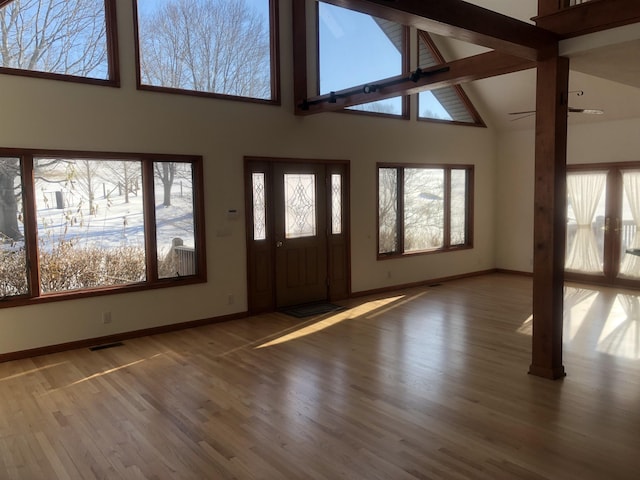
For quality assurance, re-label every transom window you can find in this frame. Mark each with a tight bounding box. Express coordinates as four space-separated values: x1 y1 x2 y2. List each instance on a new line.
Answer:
134 0 278 103
318 1 407 117
0 0 118 84
0 149 205 305
378 164 473 257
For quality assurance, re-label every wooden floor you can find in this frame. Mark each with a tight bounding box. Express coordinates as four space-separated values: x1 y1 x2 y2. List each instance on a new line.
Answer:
1 273 639 479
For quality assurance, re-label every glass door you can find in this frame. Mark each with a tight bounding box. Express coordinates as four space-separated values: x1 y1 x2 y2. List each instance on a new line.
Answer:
566 165 640 289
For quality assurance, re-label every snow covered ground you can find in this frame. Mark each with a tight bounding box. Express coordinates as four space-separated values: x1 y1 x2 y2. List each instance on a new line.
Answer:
8 163 195 258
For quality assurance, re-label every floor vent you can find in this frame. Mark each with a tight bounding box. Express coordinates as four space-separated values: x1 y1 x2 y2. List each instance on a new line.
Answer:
429 283 443 287
89 342 124 352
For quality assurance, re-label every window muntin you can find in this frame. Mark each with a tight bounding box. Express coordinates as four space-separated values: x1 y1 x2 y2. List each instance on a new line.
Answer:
0 149 205 306
318 2 406 116
0 157 28 298
0 0 116 84
378 164 472 257
135 0 277 102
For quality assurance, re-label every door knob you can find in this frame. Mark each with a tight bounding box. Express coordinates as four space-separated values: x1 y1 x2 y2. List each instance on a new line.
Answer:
276 241 283 248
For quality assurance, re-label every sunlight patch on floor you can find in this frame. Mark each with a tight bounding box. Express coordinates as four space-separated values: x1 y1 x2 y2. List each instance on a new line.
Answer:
597 294 640 360
564 288 597 341
0 361 68 382
255 295 406 349
40 354 165 394
517 315 533 336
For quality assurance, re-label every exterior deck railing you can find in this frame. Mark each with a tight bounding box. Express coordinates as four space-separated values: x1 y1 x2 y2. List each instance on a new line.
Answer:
562 0 595 8
175 246 196 276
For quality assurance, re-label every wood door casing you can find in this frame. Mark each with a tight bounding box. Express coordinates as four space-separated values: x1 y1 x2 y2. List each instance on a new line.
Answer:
245 158 350 313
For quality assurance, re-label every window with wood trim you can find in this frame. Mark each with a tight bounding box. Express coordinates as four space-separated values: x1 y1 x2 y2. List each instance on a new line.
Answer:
378 163 473 257
0 0 118 85
0 149 205 305
134 0 279 103
318 1 408 117
417 31 485 126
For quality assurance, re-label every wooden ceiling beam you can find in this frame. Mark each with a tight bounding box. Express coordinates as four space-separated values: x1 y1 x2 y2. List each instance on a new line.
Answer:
320 0 558 61
534 0 640 38
295 51 534 115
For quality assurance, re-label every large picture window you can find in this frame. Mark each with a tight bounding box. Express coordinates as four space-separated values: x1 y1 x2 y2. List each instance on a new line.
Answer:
134 0 278 103
378 164 473 257
318 1 407 117
0 0 118 85
0 149 205 305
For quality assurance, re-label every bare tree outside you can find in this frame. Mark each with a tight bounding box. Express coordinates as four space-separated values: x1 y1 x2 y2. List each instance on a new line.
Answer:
350 100 400 115
155 162 177 207
103 161 140 204
0 0 108 78
0 0 109 239
137 0 272 99
0 158 22 241
403 168 444 251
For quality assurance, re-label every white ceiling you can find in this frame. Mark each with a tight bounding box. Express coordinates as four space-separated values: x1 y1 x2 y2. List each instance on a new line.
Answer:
438 0 640 131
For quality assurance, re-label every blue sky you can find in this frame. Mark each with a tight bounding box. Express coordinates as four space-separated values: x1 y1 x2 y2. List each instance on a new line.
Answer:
137 0 450 118
319 3 450 118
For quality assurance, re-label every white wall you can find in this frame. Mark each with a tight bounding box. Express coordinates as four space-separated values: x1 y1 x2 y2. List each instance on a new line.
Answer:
495 116 640 273
0 0 498 354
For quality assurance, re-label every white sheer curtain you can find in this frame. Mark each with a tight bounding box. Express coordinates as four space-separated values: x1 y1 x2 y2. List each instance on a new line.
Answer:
619 171 640 277
565 172 606 272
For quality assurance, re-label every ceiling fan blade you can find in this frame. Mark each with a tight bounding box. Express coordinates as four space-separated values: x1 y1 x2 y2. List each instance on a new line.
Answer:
510 113 536 122
508 107 605 117
568 107 604 114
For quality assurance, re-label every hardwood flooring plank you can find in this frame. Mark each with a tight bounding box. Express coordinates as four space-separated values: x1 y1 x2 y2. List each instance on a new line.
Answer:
1 274 640 479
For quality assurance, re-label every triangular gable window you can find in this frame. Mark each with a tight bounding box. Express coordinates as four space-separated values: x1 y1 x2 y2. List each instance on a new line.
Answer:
417 32 485 126
0 0 115 83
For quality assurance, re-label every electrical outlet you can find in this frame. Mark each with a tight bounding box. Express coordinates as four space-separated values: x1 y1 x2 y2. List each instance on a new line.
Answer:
387 271 392 279
227 294 234 305
102 311 112 324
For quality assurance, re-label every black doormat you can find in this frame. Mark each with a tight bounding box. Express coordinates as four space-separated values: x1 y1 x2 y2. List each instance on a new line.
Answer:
281 302 346 318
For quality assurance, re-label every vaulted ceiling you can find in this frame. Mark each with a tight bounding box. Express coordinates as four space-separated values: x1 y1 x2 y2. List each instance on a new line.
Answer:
446 0 640 131
303 0 640 131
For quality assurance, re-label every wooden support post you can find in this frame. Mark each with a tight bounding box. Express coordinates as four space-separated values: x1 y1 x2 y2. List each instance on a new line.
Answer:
529 55 569 380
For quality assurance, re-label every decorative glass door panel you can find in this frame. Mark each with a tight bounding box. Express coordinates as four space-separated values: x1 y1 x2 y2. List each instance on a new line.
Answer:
284 174 317 239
